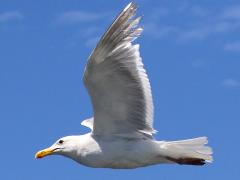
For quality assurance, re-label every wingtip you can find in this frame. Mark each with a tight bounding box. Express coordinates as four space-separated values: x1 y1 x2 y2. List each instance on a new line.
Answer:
123 1 137 12
124 2 132 12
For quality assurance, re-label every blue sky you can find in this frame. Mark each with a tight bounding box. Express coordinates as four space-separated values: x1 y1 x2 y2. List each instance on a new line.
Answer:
0 0 240 179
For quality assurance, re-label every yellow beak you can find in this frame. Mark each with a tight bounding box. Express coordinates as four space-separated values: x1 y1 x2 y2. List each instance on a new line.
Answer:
35 147 55 159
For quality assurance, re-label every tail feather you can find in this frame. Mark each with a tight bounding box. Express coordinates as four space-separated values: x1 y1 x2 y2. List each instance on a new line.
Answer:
161 137 213 165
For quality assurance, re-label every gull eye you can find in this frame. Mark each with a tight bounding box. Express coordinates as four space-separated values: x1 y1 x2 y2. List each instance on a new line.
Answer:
58 140 64 144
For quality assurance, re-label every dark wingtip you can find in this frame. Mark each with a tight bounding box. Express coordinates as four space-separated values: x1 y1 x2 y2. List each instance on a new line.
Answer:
166 157 206 166
179 158 206 165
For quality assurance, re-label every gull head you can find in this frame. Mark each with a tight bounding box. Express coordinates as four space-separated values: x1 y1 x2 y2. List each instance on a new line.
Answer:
35 136 79 159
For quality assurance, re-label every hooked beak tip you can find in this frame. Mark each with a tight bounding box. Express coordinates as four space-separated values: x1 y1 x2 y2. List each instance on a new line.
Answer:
35 148 55 159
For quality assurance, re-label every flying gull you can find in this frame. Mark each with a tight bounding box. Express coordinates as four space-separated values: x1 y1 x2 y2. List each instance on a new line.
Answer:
35 2 213 169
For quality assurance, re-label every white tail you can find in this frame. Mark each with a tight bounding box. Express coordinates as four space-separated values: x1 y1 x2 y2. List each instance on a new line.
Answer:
161 137 213 165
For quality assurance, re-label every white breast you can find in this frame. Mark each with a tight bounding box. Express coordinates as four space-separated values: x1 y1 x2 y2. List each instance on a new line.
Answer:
72 134 165 169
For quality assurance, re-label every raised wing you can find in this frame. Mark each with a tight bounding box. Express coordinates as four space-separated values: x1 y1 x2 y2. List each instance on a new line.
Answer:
81 117 94 131
83 2 155 137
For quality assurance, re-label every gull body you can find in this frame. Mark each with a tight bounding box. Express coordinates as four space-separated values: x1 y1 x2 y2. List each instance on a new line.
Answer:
35 2 213 169
55 134 167 169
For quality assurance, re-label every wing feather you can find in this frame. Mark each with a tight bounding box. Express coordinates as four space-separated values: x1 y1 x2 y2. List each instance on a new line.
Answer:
83 2 155 137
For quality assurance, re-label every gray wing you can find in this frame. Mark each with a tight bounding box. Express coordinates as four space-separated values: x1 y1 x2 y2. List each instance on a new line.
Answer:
83 3 155 137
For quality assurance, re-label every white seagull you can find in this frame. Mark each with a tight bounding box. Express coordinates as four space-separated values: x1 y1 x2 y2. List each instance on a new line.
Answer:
35 2 213 169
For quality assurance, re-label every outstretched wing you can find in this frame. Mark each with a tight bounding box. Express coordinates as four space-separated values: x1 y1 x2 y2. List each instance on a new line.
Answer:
83 2 155 137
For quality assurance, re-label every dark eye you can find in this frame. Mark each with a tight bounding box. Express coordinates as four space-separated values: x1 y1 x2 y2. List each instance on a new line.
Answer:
58 140 64 144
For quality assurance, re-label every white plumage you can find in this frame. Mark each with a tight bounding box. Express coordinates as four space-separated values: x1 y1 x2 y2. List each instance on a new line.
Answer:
35 2 213 169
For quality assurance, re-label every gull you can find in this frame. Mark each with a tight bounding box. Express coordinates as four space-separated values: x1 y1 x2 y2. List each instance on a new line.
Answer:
35 2 213 169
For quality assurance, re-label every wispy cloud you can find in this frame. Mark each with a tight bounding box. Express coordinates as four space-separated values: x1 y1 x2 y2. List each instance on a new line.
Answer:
147 7 169 21
222 78 240 88
81 26 102 37
181 5 240 41
55 11 109 25
179 26 211 41
54 10 112 48
222 5 240 20
190 6 209 17
77 26 103 47
179 21 239 41
144 23 178 39
144 4 240 42
224 42 240 52
0 11 23 23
